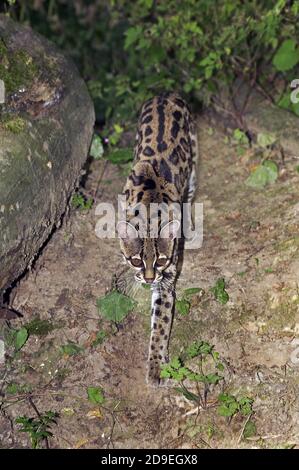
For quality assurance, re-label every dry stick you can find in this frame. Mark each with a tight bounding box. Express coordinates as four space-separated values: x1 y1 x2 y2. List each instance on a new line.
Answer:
255 82 275 105
28 396 50 449
237 412 253 445
1 407 16 446
194 435 212 449
94 160 109 200
106 412 116 450
211 95 239 122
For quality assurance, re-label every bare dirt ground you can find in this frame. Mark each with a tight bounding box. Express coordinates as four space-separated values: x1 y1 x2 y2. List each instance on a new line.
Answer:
1 116 299 449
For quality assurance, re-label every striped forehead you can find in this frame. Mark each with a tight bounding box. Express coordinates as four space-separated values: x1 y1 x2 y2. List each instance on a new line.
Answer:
142 238 157 261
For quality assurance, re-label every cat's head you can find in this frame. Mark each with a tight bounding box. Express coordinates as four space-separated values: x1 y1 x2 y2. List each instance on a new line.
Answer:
117 220 180 284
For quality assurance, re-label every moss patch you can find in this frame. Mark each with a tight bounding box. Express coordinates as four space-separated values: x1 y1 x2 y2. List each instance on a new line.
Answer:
24 316 61 336
0 38 38 95
2 116 26 133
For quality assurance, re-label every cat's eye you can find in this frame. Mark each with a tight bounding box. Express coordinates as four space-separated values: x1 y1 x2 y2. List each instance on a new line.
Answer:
156 257 168 267
131 257 143 268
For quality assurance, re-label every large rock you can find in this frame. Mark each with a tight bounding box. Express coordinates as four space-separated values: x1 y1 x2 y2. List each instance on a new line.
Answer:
0 15 95 293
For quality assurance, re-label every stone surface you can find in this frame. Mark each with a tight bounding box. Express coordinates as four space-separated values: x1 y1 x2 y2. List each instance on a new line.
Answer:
0 15 95 293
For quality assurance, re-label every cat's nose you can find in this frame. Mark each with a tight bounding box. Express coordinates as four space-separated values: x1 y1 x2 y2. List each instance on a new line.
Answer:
144 277 154 284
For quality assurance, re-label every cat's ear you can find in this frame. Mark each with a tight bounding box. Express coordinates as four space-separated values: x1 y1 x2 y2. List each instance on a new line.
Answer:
159 220 181 240
117 221 138 239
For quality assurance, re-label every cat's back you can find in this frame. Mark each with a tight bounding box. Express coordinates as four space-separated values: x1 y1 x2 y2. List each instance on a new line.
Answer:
135 92 193 164
124 93 197 206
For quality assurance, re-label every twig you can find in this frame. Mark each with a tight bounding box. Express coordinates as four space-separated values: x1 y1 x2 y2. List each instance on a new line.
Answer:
237 412 252 444
94 160 109 200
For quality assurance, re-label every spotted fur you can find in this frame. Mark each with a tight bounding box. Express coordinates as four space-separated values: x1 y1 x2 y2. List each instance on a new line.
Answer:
117 93 198 386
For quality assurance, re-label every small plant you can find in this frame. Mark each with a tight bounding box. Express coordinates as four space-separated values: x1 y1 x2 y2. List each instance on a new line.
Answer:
71 193 93 211
106 123 124 147
60 341 83 356
6 382 32 395
231 128 250 156
96 290 136 325
3 325 29 352
161 340 224 408
106 147 133 165
175 298 191 316
256 132 276 149
210 278 229 305
91 330 107 347
217 393 256 439
91 124 133 165
176 287 203 316
14 327 28 351
217 393 254 418
87 386 105 405
3 116 26 133
246 160 278 189
16 411 58 449
90 134 104 159
233 129 249 146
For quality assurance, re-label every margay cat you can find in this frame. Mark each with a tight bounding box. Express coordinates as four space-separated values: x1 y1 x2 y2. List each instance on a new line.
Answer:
117 92 198 386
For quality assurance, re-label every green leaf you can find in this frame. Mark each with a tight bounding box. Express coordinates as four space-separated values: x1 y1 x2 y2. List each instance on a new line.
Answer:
15 327 28 351
256 132 276 148
160 357 190 381
71 193 93 210
263 161 279 183
6 383 31 395
217 393 239 417
277 92 291 110
204 373 222 384
277 92 299 117
175 298 190 316
175 387 200 402
124 26 143 50
106 148 133 164
87 386 105 405
92 330 107 347
113 124 123 134
183 287 203 299
96 290 136 323
60 342 83 356
6 383 19 395
218 402 239 417
90 135 104 159
239 396 254 416
210 278 229 304
243 420 257 439
186 340 213 358
273 39 299 71
233 128 249 145
246 160 278 189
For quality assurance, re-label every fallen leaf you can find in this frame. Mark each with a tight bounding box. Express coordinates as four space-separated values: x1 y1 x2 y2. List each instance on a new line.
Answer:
74 438 89 449
86 409 103 420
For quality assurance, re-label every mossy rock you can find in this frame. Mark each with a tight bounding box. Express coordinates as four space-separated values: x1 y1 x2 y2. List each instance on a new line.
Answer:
0 15 95 293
